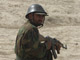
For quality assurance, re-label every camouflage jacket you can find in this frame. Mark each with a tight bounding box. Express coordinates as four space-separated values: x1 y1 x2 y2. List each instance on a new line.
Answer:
15 21 47 59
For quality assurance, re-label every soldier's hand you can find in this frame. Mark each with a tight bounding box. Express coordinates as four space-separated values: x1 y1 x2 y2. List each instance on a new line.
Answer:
54 42 61 54
45 40 52 50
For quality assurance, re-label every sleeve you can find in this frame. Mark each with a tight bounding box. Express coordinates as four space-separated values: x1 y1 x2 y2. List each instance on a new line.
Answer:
16 27 47 58
39 34 47 41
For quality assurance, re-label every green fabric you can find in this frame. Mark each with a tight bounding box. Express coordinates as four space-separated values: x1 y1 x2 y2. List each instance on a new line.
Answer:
15 21 48 60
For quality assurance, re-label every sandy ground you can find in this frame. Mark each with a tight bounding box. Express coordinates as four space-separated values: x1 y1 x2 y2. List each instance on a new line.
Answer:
0 0 80 60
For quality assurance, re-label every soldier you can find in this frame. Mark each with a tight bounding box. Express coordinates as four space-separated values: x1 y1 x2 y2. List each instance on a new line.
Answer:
15 4 61 60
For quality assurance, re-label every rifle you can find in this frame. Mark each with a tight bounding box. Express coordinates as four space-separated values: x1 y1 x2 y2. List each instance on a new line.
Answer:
51 38 67 59
53 38 67 49
45 36 67 59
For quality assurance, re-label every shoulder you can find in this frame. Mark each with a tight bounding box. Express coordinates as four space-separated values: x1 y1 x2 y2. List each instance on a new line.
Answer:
18 21 38 35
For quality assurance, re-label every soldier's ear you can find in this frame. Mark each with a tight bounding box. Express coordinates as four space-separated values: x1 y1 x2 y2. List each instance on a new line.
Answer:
28 13 33 20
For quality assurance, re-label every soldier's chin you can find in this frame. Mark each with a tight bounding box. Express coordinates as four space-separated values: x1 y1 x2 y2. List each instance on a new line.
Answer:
37 21 44 26
38 23 44 26
35 23 42 26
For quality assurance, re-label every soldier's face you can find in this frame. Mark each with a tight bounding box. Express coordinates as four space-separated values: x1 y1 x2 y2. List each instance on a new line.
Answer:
33 13 45 25
29 13 45 25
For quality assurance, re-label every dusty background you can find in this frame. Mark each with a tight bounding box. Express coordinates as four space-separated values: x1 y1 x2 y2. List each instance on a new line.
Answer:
0 0 80 60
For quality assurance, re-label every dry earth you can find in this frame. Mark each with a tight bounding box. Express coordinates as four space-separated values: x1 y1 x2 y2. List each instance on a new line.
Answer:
0 0 80 60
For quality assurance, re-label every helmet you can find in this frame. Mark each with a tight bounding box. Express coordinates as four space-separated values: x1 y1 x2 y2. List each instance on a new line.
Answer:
25 4 48 18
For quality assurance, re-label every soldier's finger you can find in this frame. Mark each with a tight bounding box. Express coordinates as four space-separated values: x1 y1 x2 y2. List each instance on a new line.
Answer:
56 46 60 54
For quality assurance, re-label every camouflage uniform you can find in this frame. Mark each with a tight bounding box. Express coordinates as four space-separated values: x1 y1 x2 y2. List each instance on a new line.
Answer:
15 21 52 60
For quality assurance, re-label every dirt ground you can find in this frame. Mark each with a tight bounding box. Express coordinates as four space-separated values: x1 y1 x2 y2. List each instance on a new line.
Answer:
0 0 80 60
